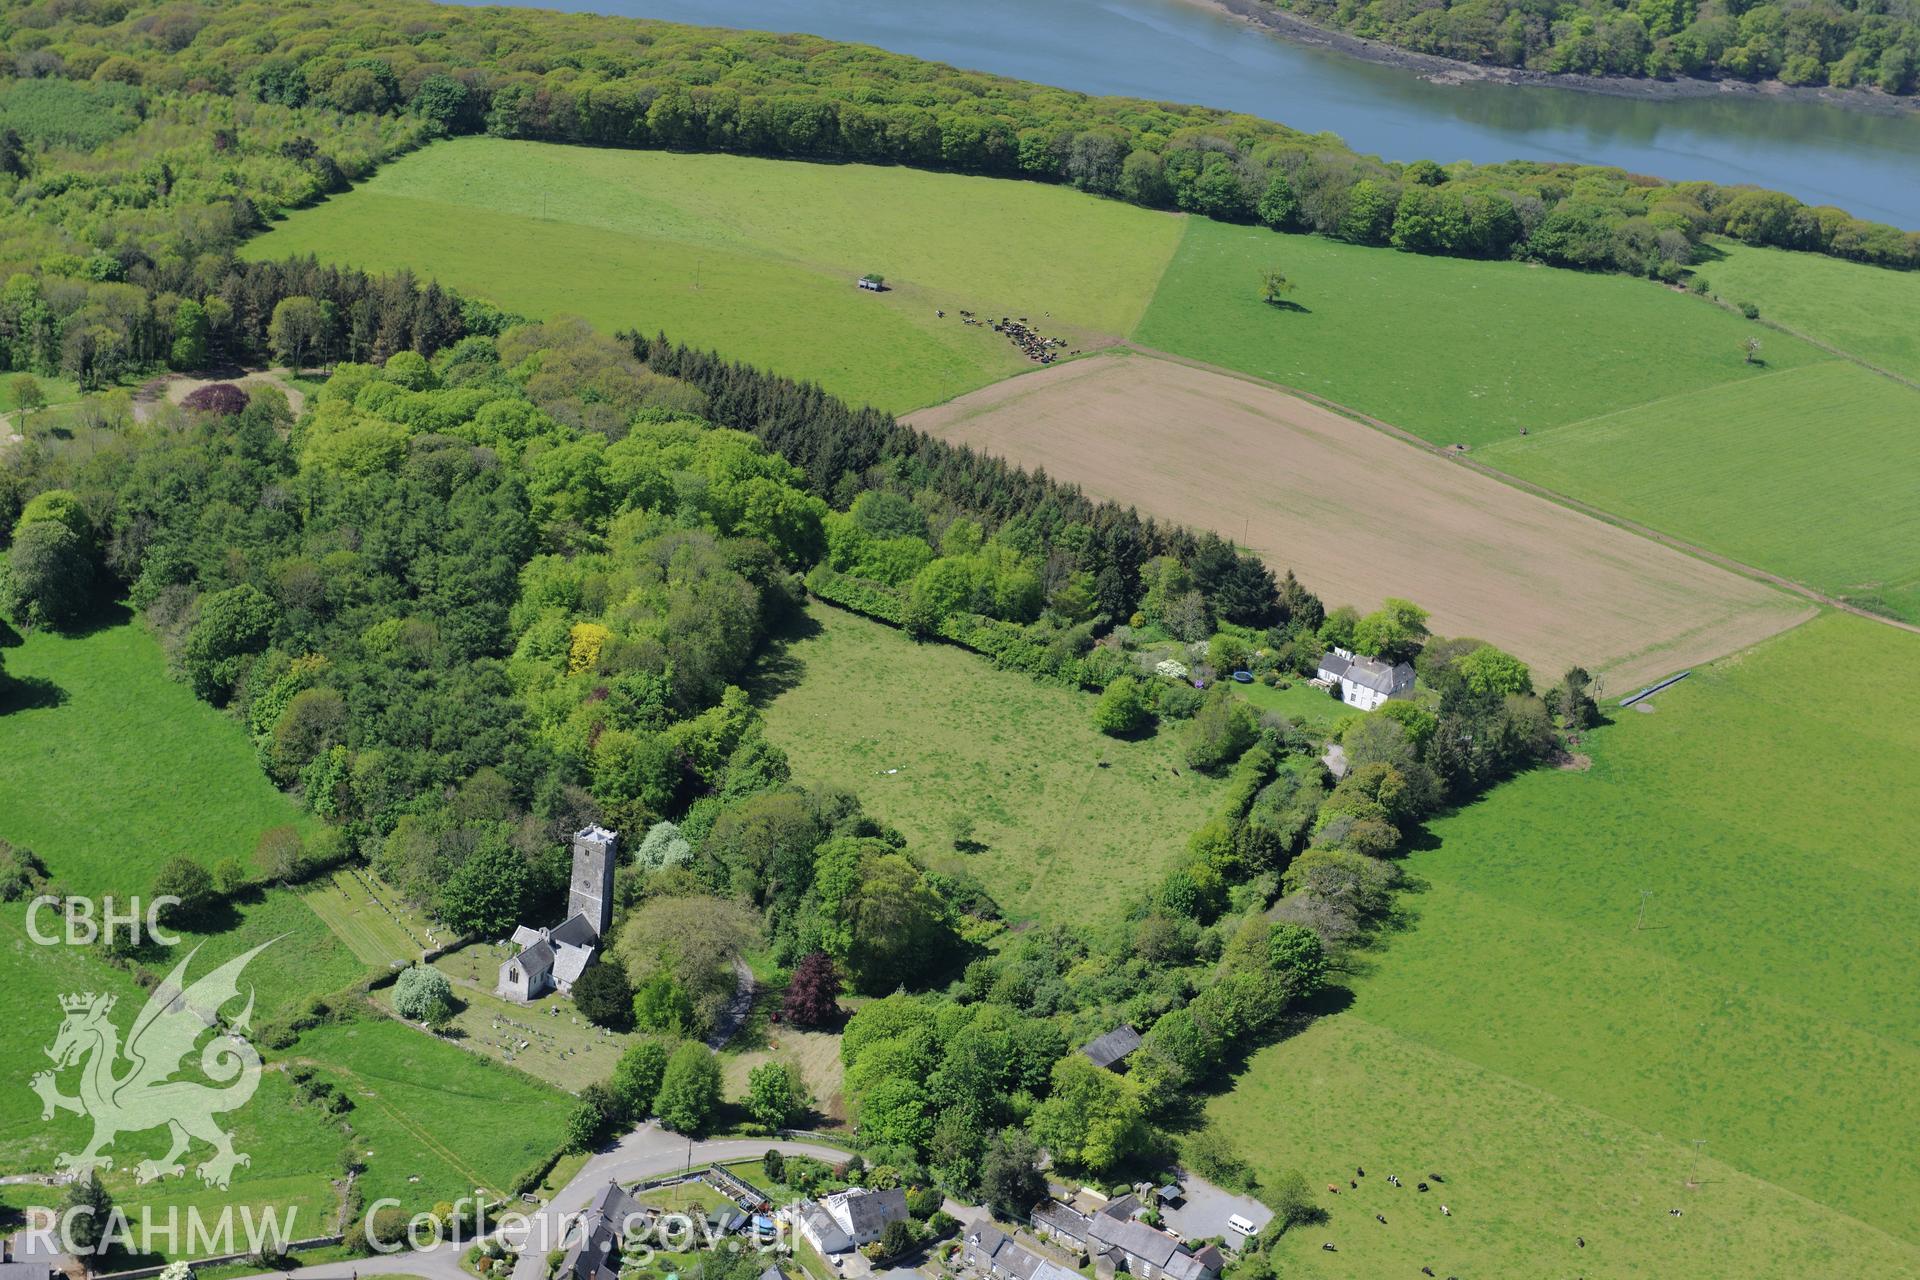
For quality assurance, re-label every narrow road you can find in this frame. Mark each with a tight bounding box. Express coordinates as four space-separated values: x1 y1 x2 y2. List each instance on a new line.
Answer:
218 1128 851 1280
507 1128 847 1280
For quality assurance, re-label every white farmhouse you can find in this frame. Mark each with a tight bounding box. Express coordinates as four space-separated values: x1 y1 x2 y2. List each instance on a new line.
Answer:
1315 647 1415 711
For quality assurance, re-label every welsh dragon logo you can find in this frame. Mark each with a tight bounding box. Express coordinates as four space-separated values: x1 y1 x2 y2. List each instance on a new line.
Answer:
31 941 273 1189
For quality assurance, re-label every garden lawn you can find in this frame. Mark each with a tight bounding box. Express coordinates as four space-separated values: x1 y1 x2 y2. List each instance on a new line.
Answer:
1132 216 1826 447
243 138 1184 412
634 1180 734 1215
1699 239 1920 382
1229 674 1378 733
1213 611 1920 1277
0 618 319 895
1480 359 1920 621
754 605 1224 926
290 1017 574 1212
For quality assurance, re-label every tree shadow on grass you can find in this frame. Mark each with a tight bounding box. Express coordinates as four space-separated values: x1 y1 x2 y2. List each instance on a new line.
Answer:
1264 299 1312 314
741 607 823 705
19 596 135 643
0 675 65 713
64 597 133 638
1153 985 1362 1134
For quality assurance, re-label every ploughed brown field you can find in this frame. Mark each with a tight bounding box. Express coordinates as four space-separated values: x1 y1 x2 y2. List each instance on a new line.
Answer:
909 351 1813 689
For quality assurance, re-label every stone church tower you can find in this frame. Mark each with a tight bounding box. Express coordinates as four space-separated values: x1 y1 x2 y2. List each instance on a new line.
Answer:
569 825 618 937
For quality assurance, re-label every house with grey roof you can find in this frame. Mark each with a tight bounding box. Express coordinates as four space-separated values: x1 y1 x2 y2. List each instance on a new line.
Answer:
499 826 618 1001
1315 647 1415 711
824 1186 908 1245
794 1201 852 1256
1032 1195 1219 1280
1081 1025 1142 1070
1031 1200 1093 1250
961 1225 1082 1280
558 1181 645 1280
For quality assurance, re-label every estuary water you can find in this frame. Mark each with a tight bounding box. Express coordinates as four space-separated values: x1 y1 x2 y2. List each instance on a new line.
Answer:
474 0 1920 226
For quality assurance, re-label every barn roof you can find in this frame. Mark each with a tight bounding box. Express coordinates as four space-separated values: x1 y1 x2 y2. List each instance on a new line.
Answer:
1081 1025 1143 1068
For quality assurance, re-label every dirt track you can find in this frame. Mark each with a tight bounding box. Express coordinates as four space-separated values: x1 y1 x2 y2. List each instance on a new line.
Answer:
910 352 1813 689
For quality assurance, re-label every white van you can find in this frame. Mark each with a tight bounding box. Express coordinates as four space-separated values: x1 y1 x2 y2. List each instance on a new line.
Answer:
1227 1214 1257 1236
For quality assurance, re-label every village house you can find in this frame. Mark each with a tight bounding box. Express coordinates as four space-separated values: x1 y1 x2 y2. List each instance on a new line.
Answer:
961 1224 1083 1280
794 1186 908 1255
558 1182 645 1280
795 1202 850 1256
498 825 618 1001
1314 647 1415 711
1031 1195 1220 1280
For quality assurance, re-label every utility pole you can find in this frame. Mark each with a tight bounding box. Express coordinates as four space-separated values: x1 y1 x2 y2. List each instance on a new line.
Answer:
1635 889 1652 932
1688 1138 1707 1188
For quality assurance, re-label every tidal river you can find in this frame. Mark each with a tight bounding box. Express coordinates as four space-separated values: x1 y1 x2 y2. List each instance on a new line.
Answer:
468 0 1920 226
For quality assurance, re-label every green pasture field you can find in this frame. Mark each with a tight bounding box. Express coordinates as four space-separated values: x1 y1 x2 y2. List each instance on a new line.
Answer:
0 620 567 1241
1221 1016 1918 1279
753 604 1224 926
243 138 1184 412
289 1017 573 1211
1213 611 1920 1276
0 894 368 1238
1132 216 1826 447
0 618 319 894
1699 239 1920 381
1481 359 1920 620
1136 217 1920 621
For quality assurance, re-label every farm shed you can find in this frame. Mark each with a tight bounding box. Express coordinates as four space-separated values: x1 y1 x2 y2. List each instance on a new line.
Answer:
1082 1025 1143 1070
